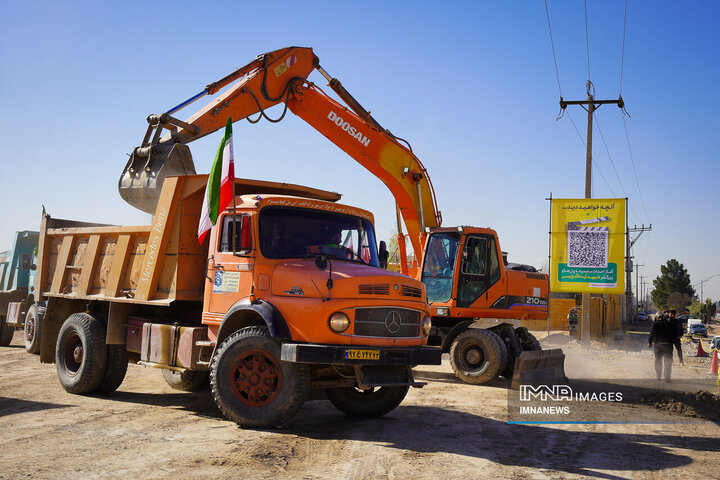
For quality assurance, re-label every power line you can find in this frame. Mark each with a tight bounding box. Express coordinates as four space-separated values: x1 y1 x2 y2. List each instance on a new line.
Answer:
584 0 591 80
544 0 563 96
620 0 628 93
621 113 651 224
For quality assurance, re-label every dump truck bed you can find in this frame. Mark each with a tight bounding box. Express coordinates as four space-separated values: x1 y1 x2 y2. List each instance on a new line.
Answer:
37 175 208 306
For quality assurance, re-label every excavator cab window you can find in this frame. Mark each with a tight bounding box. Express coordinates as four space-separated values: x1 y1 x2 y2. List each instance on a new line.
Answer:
457 235 501 308
421 233 459 304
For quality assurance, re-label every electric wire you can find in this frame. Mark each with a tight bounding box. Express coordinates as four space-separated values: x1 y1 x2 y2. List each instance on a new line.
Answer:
622 113 651 224
584 0 591 80
620 0 628 93
545 0 563 96
596 115 643 223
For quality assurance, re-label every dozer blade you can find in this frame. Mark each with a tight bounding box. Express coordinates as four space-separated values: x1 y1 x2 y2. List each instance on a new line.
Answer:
511 349 568 389
119 142 196 213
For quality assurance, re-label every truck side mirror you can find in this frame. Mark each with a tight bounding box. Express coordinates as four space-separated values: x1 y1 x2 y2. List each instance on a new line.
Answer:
239 215 252 252
379 241 389 269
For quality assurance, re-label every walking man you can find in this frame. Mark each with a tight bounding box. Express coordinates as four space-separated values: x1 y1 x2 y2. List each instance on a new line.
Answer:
649 312 677 382
669 309 684 365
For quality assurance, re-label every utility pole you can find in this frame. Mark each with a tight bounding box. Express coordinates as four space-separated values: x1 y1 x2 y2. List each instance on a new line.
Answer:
560 81 626 342
639 274 646 310
626 224 651 323
635 263 644 315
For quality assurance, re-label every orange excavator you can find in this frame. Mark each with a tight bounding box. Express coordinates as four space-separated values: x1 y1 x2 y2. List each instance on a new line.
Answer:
120 46 565 385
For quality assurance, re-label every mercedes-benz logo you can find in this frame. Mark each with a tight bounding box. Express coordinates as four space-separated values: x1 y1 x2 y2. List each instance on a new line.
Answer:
384 311 402 334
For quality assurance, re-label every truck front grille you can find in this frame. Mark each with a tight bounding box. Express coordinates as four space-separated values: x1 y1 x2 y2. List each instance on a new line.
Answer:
354 308 421 337
400 285 422 298
358 284 390 295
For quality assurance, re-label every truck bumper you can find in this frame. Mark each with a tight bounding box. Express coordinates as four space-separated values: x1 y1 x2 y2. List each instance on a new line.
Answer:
280 343 442 366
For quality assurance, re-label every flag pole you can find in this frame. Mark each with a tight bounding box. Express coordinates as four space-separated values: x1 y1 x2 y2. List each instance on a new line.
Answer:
232 182 237 255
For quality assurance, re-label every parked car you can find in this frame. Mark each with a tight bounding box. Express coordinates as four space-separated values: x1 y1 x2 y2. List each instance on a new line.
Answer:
688 323 708 338
636 312 650 322
710 336 720 351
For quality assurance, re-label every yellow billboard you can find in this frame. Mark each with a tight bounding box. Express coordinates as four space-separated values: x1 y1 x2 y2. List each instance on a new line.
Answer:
550 198 626 294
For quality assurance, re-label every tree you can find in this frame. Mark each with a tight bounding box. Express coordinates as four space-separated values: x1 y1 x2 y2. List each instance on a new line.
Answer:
651 259 695 311
690 298 716 322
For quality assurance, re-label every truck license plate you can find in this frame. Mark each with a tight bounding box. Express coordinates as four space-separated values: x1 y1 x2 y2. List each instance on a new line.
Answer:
345 349 380 360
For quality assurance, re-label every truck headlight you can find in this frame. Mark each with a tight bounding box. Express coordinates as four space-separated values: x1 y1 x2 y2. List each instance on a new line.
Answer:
422 316 432 336
329 312 350 333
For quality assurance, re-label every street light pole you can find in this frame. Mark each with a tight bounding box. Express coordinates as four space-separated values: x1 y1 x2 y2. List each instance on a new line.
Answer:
698 273 720 304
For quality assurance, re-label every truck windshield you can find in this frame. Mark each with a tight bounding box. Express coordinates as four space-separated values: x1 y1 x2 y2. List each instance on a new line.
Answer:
259 206 379 267
420 233 459 303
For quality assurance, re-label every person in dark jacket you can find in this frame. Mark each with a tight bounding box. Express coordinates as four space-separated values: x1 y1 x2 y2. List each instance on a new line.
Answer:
649 313 677 382
668 309 684 365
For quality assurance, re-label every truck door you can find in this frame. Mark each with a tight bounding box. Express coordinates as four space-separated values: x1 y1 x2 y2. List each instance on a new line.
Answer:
206 213 254 316
456 235 503 308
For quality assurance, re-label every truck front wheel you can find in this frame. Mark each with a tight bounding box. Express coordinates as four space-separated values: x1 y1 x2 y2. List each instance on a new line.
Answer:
0 315 14 346
24 305 43 354
326 385 409 418
56 313 108 394
449 328 503 384
210 326 308 428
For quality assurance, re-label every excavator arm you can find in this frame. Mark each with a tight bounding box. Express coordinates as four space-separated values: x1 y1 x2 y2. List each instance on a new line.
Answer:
120 46 440 267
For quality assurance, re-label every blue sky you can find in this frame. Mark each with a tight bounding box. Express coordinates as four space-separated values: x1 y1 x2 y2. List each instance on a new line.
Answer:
1 1 718 303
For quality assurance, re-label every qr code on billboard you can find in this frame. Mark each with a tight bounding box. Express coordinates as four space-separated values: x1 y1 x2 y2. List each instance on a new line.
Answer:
567 230 608 268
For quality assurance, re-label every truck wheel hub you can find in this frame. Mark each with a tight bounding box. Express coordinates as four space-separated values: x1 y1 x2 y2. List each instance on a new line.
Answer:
25 318 35 340
230 349 282 407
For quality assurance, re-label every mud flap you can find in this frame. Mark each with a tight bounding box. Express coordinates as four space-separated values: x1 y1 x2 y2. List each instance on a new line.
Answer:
354 365 427 389
510 349 567 389
119 142 196 213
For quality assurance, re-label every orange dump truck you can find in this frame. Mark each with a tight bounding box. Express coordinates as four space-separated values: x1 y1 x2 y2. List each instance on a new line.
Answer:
36 174 440 427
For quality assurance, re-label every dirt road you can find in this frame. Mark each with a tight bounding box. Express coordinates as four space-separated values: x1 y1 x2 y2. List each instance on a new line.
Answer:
2 331 719 480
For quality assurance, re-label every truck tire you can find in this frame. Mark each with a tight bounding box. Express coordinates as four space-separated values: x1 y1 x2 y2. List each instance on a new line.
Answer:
162 369 209 391
24 305 43 354
0 315 13 346
56 313 108 394
326 385 409 418
449 328 503 384
210 326 308 428
96 344 128 394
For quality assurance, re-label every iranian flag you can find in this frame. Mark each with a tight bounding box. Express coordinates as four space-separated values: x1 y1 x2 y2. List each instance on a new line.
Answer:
198 117 234 243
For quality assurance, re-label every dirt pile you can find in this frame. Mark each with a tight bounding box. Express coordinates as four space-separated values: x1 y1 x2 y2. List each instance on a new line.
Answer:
640 390 720 422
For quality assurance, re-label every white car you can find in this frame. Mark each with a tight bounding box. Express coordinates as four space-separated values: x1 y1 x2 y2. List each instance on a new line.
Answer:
710 336 720 352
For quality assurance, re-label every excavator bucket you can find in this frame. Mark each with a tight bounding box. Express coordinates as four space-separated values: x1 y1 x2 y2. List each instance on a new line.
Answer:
119 143 196 213
510 349 568 389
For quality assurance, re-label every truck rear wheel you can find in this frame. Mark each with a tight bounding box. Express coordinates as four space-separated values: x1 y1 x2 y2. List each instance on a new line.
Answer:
210 326 308 428
24 305 43 354
56 313 108 394
162 369 209 391
449 328 503 385
0 315 14 346
326 385 409 418
96 344 128 394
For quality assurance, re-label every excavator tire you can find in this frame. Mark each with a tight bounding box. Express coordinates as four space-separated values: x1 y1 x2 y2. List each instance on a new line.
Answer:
0 315 14 346
487 330 508 374
449 328 503 385
327 385 409 418
162 369 209 392
515 327 542 351
211 326 309 428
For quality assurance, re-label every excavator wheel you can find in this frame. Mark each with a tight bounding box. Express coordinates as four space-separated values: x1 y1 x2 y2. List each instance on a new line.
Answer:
449 328 503 385
515 327 542 351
